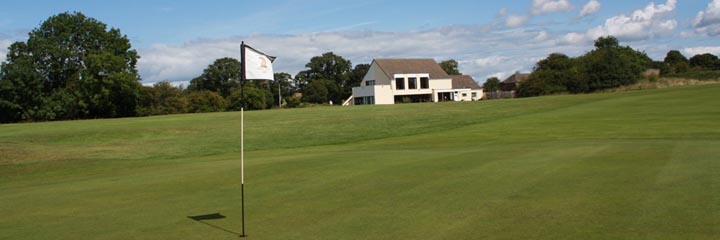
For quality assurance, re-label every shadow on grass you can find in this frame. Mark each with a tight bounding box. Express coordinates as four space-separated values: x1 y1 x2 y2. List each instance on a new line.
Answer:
187 213 241 237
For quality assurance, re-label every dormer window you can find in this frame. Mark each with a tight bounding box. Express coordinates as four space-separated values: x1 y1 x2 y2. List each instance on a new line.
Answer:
365 80 375 86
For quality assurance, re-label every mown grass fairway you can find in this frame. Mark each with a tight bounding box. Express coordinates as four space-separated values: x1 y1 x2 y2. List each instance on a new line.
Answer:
1 85 719 239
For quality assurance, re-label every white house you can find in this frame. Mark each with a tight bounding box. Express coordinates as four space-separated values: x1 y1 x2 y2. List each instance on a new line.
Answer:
347 59 483 105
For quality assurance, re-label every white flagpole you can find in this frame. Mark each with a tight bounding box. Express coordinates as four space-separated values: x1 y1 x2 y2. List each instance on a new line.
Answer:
239 41 275 238
240 42 247 238
241 107 244 185
241 106 245 237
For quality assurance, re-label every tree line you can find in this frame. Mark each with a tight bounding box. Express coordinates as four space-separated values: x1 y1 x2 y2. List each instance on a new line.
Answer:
138 52 373 118
0 12 375 123
481 36 720 97
4 13 717 123
657 50 720 78
517 36 651 97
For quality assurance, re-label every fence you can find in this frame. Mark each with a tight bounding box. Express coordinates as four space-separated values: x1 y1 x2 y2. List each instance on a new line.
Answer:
484 91 516 99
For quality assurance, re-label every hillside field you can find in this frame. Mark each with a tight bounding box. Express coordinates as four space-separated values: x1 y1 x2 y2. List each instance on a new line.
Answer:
1 85 719 239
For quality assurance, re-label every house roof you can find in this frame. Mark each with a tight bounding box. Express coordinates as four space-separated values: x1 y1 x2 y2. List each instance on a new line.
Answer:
450 75 481 90
502 73 530 84
373 59 450 79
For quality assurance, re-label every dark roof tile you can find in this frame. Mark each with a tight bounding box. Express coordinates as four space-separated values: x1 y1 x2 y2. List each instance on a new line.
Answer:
450 75 481 90
502 73 530 84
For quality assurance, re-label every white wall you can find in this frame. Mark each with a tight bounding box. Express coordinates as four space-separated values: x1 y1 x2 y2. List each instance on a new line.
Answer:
352 85 394 104
455 89 485 101
433 89 484 102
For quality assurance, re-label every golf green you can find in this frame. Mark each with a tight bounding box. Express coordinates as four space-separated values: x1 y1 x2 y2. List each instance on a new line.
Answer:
1 85 719 239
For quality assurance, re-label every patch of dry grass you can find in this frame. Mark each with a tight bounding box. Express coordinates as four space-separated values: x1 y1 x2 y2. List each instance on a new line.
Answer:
606 77 720 92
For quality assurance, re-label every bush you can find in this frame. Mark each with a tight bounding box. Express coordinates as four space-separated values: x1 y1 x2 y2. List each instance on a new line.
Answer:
187 90 228 113
138 82 189 116
285 95 303 108
483 77 500 92
519 36 650 98
647 74 659 83
664 70 720 80
227 85 270 111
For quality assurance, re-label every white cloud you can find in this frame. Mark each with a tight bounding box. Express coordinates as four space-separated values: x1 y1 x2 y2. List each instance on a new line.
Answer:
503 0 572 29
532 0 572 16
506 14 530 28
466 56 508 68
138 41 236 83
137 26 586 87
657 19 677 32
561 0 677 44
0 39 14 64
138 31 458 83
482 71 515 83
693 0 720 36
534 31 550 42
578 0 601 18
559 32 587 45
497 8 507 18
142 80 190 89
683 46 720 56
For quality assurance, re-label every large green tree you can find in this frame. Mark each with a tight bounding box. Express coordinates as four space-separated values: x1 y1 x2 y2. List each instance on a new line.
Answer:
186 90 228 113
664 50 688 65
593 36 619 49
188 57 241 98
227 84 270 111
483 77 500 92
268 72 295 108
518 53 582 97
138 81 188 116
689 53 719 70
580 36 650 91
296 52 352 104
0 12 141 122
516 36 650 98
302 79 338 104
440 59 462 75
662 50 690 75
296 52 351 84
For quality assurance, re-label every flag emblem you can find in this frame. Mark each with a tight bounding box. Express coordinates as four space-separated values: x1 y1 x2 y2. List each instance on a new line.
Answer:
243 44 275 80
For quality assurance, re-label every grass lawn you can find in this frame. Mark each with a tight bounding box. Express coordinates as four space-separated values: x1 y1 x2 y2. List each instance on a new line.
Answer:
1 85 719 239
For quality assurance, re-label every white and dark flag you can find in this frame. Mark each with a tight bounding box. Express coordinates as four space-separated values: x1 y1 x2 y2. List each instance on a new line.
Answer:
243 45 276 81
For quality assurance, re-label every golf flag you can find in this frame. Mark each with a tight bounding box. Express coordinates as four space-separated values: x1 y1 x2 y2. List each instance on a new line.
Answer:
239 42 277 238
243 44 276 81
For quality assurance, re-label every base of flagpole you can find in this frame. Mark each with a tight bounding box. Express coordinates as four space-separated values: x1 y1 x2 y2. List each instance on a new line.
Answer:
239 235 248 238
241 183 246 238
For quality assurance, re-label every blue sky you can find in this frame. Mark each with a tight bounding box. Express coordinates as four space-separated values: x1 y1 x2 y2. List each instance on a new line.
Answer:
1 0 720 85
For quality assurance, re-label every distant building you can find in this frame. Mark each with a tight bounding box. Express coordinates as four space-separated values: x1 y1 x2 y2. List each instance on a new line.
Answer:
499 73 530 91
347 59 483 105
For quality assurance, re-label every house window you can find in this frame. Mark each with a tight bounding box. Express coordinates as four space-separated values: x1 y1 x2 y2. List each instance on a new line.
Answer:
354 96 375 105
420 77 429 89
395 78 405 90
365 80 375 86
408 77 417 89
462 93 467 97
472 92 477 97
